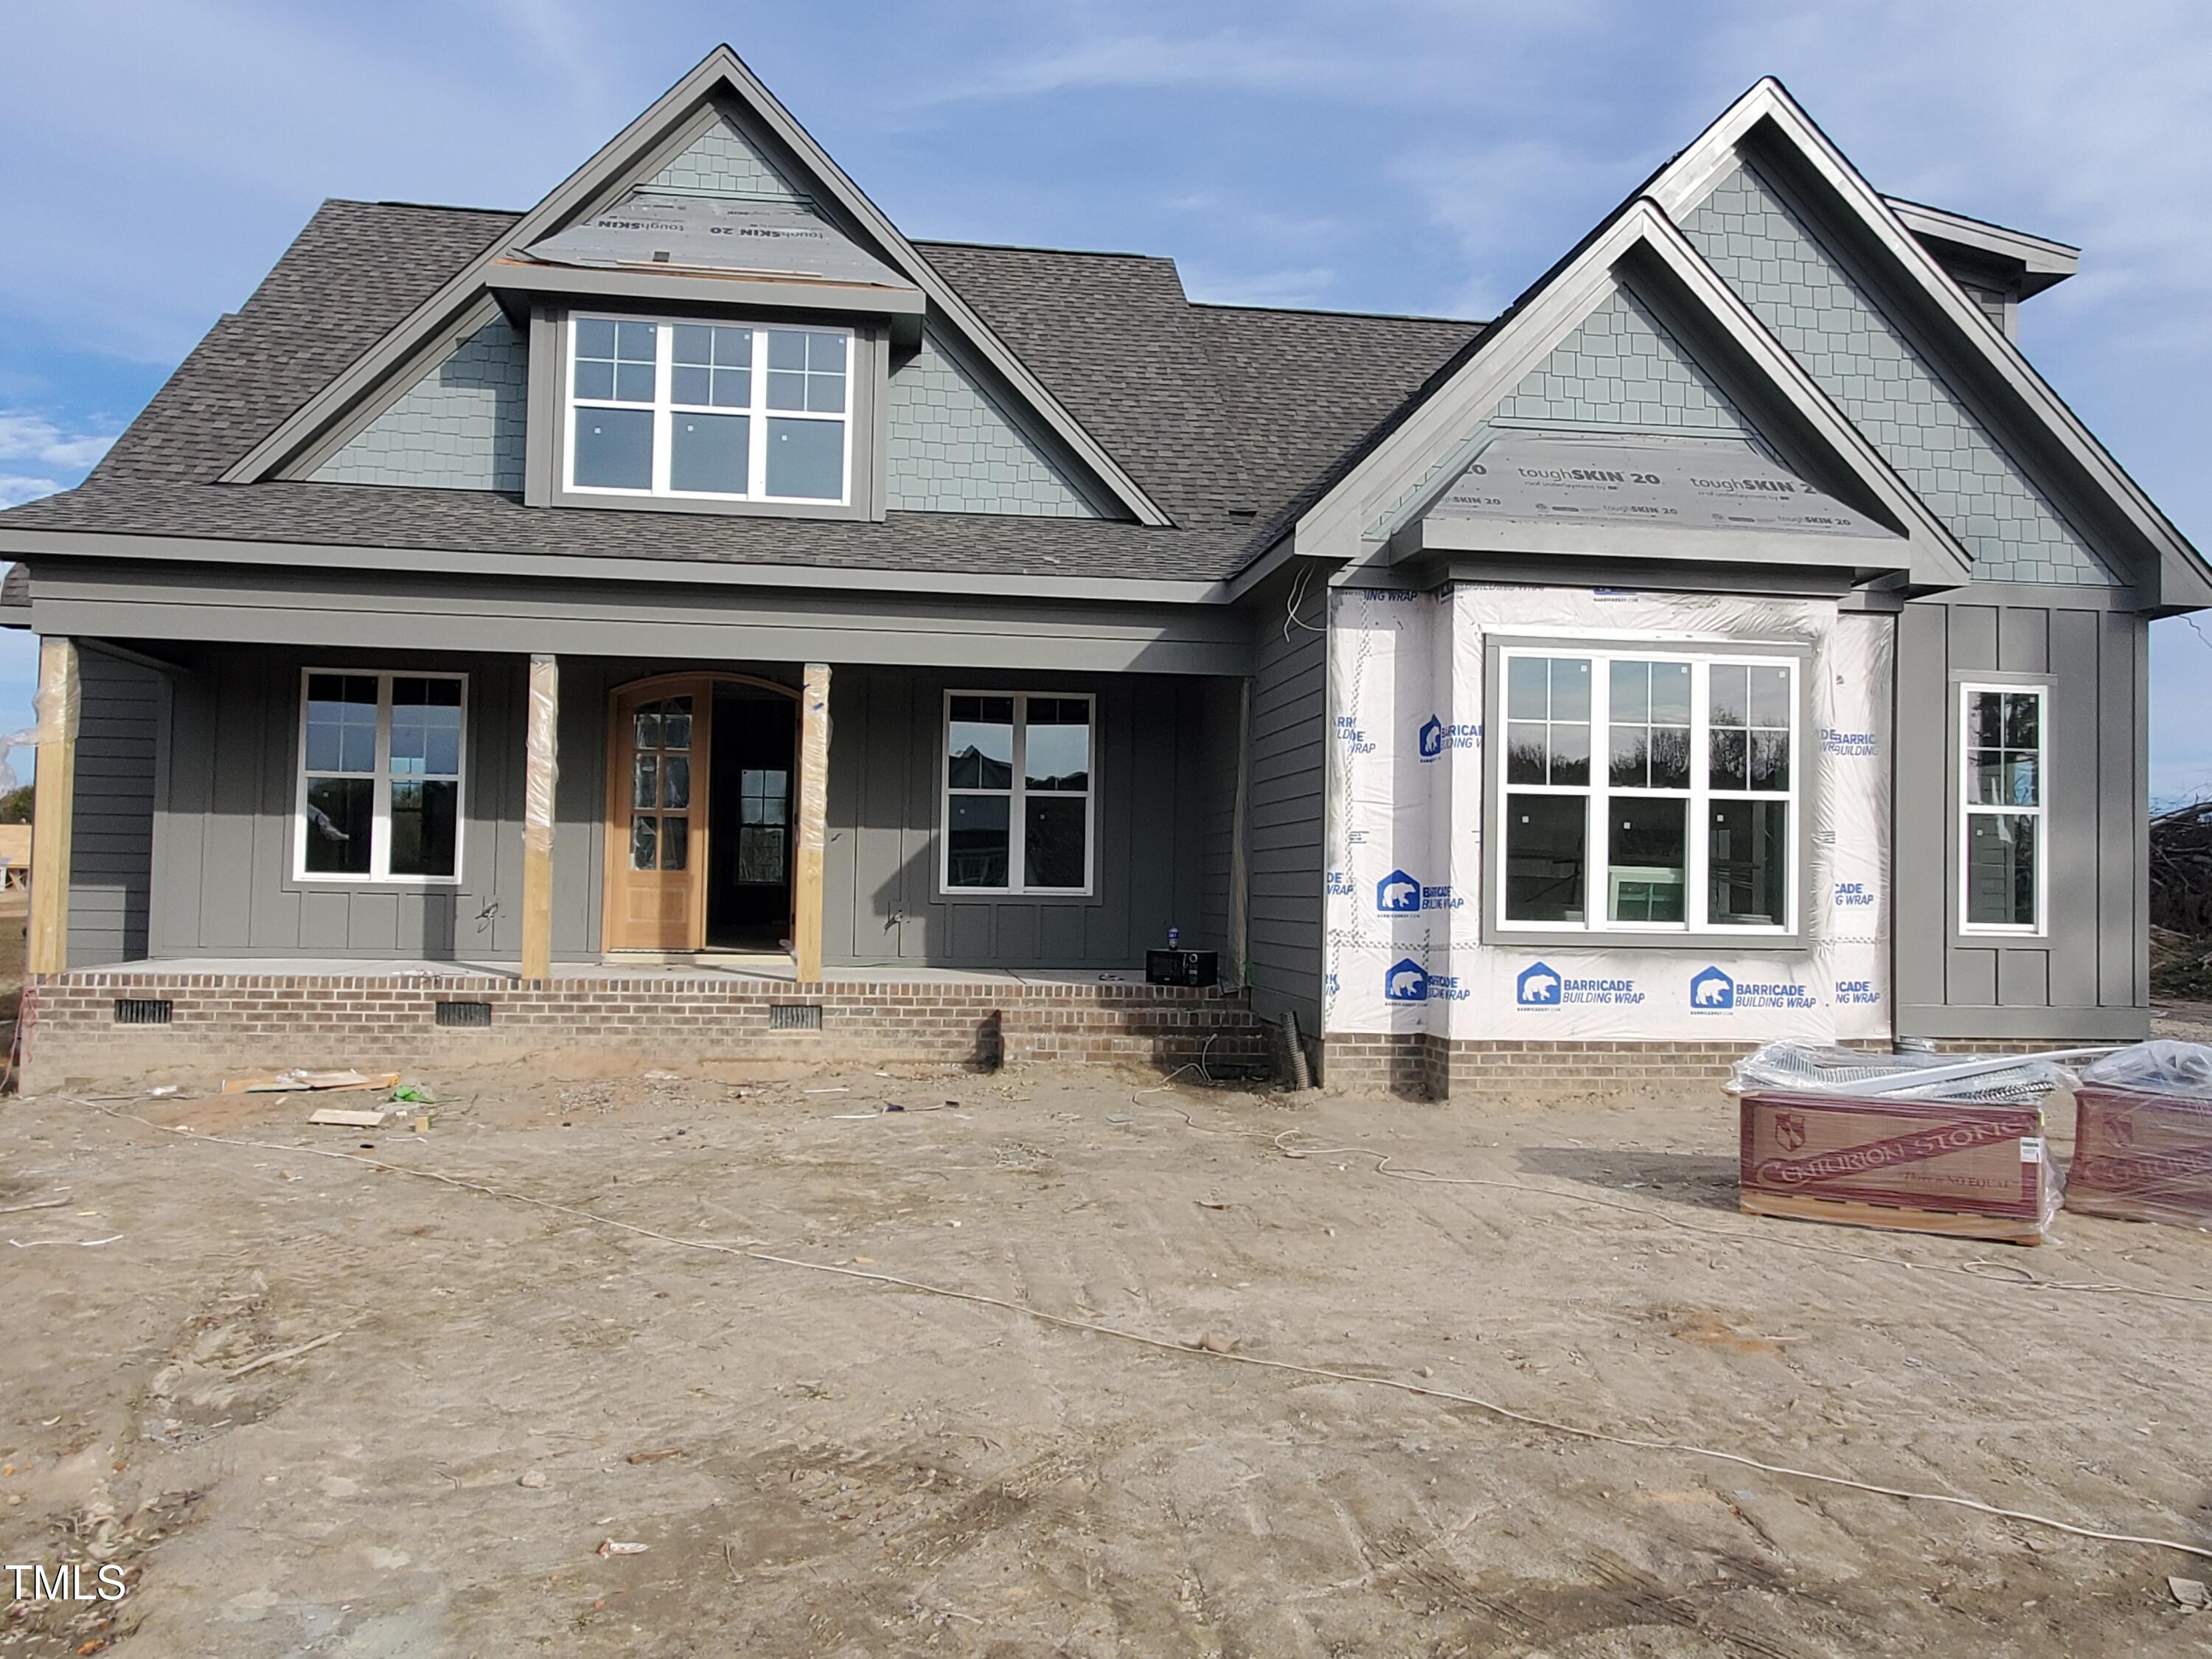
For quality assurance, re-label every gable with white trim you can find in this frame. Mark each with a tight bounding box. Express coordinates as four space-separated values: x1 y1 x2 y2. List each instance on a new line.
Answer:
1682 160 2119 585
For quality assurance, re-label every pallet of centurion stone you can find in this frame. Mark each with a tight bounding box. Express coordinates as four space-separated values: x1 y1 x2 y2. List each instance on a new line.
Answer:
1738 1091 2058 1245
2067 1088 2212 1230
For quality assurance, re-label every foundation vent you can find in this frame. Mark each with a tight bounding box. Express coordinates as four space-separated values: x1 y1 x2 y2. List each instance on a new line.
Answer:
113 998 173 1026
768 1003 824 1032
434 1000 494 1029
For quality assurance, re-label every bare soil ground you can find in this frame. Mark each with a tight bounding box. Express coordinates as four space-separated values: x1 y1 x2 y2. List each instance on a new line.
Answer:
3 1058 2210 1657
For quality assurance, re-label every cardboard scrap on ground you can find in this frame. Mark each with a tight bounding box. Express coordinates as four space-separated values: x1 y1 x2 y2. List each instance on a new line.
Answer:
306 1108 389 1128
222 1069 402 1096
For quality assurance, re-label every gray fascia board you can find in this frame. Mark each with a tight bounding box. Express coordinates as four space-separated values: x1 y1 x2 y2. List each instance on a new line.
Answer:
27 563 1251 676
1293 199 1973 589
1882 197 2079 293
0 525 1228 607
223 64 746 484
486 261 925 321
220 46 1166 527
1444 554 1858 599
703 47 1170 527
1649 79 2212 611
1403 514 1910 575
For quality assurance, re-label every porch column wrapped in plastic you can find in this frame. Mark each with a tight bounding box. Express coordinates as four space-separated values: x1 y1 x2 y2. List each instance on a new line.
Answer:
1728 1042 2072 1242
521 655 560 981
2067 1041 2212 1229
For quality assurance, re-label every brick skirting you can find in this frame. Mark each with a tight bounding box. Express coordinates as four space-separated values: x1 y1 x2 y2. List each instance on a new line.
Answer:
1322 1034 1823 1099
20 973 1269 1090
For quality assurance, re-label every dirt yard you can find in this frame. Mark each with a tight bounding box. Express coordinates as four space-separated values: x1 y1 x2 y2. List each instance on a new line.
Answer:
3 1057 2210 1657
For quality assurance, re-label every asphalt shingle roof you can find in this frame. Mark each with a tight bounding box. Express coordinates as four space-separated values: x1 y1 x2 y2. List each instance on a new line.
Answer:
1 201 1481 584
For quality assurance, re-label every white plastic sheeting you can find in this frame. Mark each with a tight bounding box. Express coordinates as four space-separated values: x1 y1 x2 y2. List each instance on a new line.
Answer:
1323 582 1892 1043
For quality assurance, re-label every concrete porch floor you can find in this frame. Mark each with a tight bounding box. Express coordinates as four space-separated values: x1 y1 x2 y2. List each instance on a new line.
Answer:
84 956 1160 988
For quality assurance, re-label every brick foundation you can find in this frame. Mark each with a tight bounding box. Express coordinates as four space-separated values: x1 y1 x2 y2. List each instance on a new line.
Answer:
1317 1031 2098 1099
21 973 1269 1090
1321 1033 1762 1099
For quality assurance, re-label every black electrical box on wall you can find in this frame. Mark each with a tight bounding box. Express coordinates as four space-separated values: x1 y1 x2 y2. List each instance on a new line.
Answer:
1145 950 1219 987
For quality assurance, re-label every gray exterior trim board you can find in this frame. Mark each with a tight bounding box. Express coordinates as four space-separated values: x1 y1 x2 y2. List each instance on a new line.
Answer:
28 560 1252 678
0 526 1225 607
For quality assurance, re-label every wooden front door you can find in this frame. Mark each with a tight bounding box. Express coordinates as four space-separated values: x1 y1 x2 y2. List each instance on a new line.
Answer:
604 679 712 950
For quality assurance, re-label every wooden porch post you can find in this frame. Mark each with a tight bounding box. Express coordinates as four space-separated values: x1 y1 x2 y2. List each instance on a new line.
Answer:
521 653 559 982
793 661 831 984
27 636 80 975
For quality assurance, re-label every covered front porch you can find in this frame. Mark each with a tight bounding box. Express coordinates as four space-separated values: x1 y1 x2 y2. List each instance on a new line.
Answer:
42 643 1242 973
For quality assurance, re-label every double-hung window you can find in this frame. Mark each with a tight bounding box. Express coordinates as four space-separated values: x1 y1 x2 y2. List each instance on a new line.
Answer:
1959 684 2046 933
566 315 852 504
296 670 467 883
1496 646 1796 935
942 693 1094 895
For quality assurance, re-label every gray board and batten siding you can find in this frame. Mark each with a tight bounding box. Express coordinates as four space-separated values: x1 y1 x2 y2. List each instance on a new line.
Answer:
820 665 1236 970
1892 582 2149 1040
1243 573 1326 1035
65 646 164 967
124 641 1243 972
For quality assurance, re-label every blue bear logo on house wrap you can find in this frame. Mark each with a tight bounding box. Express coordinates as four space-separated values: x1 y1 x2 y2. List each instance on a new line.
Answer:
1516 961 1562 1006
1383 959 1429 1002
1376 869 1422 913
1689 966 1735 1012
1418 717 1445 760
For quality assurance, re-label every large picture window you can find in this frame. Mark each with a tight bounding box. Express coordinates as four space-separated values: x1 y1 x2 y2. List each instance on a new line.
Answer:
295 670 467 883
1959 683 2047 934
942 692 1094 895
566 314 852 505
1496 646 1796 935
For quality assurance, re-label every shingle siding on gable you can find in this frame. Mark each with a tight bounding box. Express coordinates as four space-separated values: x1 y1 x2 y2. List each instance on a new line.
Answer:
311 317 528 492
1495 288 1759 436
648 114 805 201
886 330 1099 517
1684 161 2118 585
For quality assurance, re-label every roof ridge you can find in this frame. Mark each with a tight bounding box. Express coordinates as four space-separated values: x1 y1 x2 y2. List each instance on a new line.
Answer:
1189 299 1484 327
913 236 1169 262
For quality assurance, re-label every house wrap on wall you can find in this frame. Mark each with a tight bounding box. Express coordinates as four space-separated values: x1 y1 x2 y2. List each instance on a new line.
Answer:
1 47 2205 1093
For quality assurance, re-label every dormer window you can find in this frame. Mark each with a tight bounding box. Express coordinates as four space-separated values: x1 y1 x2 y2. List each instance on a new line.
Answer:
566 314 852 504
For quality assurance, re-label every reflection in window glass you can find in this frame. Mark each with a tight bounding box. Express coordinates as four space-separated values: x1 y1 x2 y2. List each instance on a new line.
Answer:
943 694 1092 892
1962 686 2045 931
304 776 373 875
737 768 788 884
1498 650 1795 933
1966 813 2037 927
947 697 1015 789
299 671 465 880
1506 796 1587 922
1607 799 1686 922
1709 799 1789 925
568 316 850 504
947 793 1010 888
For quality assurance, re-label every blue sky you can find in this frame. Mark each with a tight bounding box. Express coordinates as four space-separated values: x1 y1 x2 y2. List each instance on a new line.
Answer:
4 1 2210 797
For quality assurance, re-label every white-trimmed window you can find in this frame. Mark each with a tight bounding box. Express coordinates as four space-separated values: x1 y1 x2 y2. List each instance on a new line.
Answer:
565 314 852 504
295 670 467 883
1960 684 2047 934
1497 647 1797 933
942 692 1094 895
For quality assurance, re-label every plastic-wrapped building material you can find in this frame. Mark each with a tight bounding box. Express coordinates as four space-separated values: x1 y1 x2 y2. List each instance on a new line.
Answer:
1731 1042 2066 1244
2066 1041 2212 1230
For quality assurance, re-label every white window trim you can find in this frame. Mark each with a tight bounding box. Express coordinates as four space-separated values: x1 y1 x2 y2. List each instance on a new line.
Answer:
293 668 468 886
1493 646 1799 937
1957 681 2049 938
939 690 1097 898
563 312 855 507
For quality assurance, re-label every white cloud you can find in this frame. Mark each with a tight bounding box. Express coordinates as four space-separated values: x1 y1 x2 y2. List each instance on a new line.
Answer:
0 410 116 473
0 476 63 509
